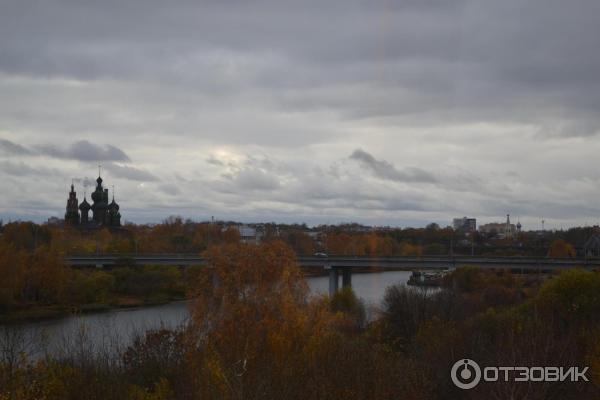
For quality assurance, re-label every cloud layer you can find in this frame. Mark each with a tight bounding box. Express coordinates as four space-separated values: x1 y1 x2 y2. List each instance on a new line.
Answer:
1 0 600 228
36 140 131 162
350 149 437 183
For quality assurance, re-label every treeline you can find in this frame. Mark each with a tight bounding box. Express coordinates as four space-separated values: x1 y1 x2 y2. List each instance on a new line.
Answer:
2 242 600 399
0 242 197 317
0 218 591 259
0 218 436 256
0 225 201 317
0 219 242 255
0 219 584 317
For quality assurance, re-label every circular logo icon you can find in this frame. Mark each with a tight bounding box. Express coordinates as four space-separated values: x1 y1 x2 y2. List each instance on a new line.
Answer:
451 359 481 390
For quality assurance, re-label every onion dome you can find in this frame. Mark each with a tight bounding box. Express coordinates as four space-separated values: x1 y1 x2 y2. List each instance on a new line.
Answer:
108 198 119 211
79 196 91 211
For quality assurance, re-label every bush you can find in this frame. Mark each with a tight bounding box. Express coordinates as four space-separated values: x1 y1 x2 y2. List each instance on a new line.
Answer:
548 239 577 258
536 269 600 326
330 287 366 330
422 243 446 255
111 266 184 301
123 329 185 389
67 270 115 304
447 266 482 293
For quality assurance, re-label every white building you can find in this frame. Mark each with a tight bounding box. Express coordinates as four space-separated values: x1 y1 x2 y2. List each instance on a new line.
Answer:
236 224 263 245
479 214 520 238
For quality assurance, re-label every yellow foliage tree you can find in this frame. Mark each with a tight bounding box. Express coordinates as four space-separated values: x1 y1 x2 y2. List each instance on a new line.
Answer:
0 243 28 308
29 247 70 304
189 241 340 399
548 239 576 258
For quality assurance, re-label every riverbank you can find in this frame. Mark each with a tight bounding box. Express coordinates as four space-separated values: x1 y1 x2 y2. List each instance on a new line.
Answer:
0 294 187 324
1 269 411 324
300 266 409 277
0 271 412 360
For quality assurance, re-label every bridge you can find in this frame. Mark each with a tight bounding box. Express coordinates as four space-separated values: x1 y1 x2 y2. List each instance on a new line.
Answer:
66 254 600 296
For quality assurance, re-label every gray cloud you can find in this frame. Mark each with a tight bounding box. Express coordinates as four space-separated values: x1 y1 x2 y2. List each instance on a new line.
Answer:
0 138 32 155
105 163 158 181
206 155 226 166
158 183 182 196
231 168 281 191
1 0 598 137
0 160 59 177
36 140 130 162
2 0 600 228
349 149 437 183
73 177 96 188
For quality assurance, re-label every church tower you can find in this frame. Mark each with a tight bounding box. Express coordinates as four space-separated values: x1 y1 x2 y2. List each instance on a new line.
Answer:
107 192 121 227
505 214 513 239
65 183 80 226
79 193 91 225
91 173 108 225
64 168 123 229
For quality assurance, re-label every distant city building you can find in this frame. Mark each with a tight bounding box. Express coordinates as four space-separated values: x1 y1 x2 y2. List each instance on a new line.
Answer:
478 223 503 234
453 217 476 232
232 224 263 244
64 172 121 228
304 231 320 240
47 216 62 226
479 214 517 239
583 233 600 257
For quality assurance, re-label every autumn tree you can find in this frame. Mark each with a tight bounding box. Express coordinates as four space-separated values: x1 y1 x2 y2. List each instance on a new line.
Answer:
283 231 316 255
548 239 576 258
0 243 28 309
399 242 422 256
27 247 71 304
536 268 600 327
192 223 223 251
221 226 240 244
189 241 349 399
1 222 51 252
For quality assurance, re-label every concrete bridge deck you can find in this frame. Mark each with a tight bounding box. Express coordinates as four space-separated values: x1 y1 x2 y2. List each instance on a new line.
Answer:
66 254 600 296
66 254 600 270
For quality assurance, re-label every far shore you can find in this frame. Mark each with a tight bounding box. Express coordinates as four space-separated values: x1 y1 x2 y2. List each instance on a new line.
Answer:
0 295 188 325
0 268 409 325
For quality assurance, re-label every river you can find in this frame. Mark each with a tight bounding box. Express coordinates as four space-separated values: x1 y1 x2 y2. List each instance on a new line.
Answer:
1 270 414 359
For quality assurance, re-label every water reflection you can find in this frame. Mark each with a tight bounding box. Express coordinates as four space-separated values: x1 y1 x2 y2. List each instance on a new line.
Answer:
2 270 414 358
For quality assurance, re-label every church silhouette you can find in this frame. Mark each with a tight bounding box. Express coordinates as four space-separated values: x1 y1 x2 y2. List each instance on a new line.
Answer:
65 171 121 228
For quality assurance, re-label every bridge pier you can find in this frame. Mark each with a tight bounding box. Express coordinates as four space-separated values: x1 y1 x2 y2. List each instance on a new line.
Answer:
341 268 352 289
328 268 339 296
327 267 352 296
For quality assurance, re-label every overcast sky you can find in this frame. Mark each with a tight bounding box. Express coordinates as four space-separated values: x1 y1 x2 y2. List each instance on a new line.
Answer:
1 0 600 229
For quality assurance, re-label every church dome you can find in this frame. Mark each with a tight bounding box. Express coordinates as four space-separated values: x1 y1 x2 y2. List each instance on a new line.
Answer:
79 197 91 210
108 199 120 211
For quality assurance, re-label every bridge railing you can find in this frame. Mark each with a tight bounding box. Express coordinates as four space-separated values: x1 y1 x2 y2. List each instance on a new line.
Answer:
66 253 599 261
